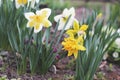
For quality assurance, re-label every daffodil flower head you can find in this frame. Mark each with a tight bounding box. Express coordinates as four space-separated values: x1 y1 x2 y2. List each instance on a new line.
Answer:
24 8 52 33
29 0 39 8
15 0 28 8
66 19 88 38
54 7 75 30
62 36 86 59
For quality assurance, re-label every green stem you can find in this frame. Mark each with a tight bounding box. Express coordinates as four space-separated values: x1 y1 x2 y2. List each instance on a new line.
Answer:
75 53 85 80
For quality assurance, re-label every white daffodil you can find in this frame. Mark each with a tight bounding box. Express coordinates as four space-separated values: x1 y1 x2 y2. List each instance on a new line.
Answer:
54 7 75 30
15 0 28 9
24 8 52 33
29 0 39 8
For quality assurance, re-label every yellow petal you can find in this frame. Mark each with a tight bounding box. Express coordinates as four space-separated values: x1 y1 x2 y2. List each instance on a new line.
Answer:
80 24 88 31
66 29 74 34
68 51 73 57
78 45 86 51
66 29 75 37
34 24 43 33
73 51 78 59
73 19 79 30
77 36 84 43
42 19 52 27
28 21 34 27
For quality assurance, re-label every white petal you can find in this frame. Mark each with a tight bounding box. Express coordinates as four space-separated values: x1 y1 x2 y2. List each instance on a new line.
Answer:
64 16 74 30
36 0 39 3
15 0 21 9
58 20 65 30
24 12 35 20
57 17 74 30
58 18 69 30
62 7 75 19
65 19 73 30
27 22 30 27
62 8 69 17
69 7 75 16
30 0 35 8
34 25 43 33
54 15 62 22
36 8 51 18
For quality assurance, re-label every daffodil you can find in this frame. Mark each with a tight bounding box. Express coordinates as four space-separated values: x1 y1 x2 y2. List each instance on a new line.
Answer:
15 0 29 8
62 36 86 59
29 0 39 8
66 19 88 37
24 8 52 33
54 7 75 30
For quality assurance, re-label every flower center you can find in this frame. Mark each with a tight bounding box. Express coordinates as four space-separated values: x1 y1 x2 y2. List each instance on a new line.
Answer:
62 16 68 22
30 15 43 23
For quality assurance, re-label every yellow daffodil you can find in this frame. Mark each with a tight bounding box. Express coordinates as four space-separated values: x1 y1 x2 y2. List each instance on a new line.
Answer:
66 19 88 37
24 8 52 33
62 36 86 59
54 7 75 30
15 0 28 8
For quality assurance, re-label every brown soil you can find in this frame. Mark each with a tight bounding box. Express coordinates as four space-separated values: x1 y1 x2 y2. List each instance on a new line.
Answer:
0 51 120 80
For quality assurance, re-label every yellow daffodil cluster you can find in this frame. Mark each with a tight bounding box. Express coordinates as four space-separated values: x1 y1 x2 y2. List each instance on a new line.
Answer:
62 36 86 59
61 19 88 59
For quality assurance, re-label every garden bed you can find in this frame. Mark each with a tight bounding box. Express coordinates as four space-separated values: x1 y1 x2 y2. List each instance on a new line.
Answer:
0 51 120 80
